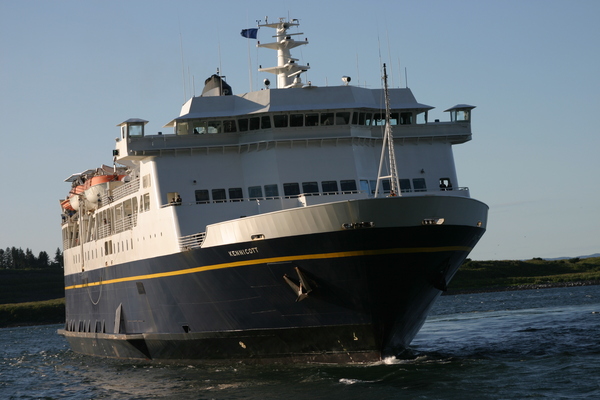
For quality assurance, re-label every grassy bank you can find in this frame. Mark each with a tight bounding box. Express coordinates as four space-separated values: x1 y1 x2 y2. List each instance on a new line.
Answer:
449 256 600 292
0 298 65 328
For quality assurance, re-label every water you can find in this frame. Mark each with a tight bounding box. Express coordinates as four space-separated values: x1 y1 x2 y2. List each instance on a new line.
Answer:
2 286 600 399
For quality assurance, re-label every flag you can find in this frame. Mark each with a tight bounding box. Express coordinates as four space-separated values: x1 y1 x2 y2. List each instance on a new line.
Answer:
241 28 258 39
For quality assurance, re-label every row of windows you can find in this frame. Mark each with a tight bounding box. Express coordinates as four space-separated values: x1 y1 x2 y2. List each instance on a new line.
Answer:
176 109 427 135
188 178 432 204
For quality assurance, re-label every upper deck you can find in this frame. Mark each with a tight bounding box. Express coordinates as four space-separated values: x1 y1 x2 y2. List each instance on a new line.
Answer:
114 86 474 162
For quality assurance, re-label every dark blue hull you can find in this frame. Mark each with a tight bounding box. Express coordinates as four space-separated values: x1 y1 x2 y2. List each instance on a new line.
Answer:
59 225 484 362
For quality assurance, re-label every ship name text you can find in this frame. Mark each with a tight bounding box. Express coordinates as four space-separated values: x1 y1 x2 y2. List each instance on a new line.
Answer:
228 247 259 257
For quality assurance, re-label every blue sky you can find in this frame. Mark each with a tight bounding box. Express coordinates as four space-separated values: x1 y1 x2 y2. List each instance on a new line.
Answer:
1 0 598 260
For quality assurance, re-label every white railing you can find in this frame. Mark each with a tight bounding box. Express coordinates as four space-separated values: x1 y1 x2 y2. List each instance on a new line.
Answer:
179 232 206 251
99 178 140 205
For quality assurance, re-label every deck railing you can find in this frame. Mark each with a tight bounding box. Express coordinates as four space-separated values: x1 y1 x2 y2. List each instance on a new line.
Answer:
179 232 206 251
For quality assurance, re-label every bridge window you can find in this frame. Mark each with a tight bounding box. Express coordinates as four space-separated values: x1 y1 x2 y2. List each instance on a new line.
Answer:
400 112 413 125
320 113 334 125
264 184 279 199
261 116 271 129
305 113 319 126
373 113 386 126
336 112 351 124
212 188 227 203
302 181 319 196
453 110 470 121
290 114 304 127
249 117 260 130
400 179 412 193
192 120 205 134
177 121 189 135
207 121 221 134
273 114 288 127
321 181 338 194
413 178 427 192
340 180 357 192
128 124 144 137
284 183 300 197
195 190 209 204
223 120 237 133
229 187 243 202
248 186 263 200
238 118 249 132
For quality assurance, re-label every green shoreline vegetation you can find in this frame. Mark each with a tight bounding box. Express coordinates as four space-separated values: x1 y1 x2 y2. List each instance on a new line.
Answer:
1 256 599 328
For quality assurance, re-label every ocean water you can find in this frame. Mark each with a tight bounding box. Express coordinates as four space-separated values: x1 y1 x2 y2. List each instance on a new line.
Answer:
2 285 600 399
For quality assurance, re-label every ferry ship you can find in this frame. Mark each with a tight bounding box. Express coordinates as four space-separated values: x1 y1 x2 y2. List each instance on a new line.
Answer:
58 17 488 363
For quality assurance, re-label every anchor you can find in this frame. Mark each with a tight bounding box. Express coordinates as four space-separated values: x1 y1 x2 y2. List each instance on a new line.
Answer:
283 267 313 302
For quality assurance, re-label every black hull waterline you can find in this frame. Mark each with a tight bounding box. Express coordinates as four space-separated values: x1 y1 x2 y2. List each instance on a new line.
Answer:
59 223 485 363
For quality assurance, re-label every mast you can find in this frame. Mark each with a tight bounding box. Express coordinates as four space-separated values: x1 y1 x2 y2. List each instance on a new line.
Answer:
257 17 310 88
375 63 400 198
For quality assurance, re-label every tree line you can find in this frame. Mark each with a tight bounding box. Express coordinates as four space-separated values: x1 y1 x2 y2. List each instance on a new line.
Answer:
0 247 63 269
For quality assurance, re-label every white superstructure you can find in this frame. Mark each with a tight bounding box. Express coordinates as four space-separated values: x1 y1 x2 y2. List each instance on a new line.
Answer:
61 18 479 277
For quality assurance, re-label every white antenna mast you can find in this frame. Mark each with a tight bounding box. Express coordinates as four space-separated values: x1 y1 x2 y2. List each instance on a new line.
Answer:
179 32 187 101
375 63 400 198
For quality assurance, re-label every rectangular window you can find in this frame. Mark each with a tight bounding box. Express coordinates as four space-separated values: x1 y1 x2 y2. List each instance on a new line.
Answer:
321 180 338 194
229 187 243 202
351 111 359 125
302 181 319 196
400 112 413 125
142 174 150 188
273 114 288 128
389 112 399 125
143 193 150 211
400 179 412 193
417 111 428 124
223 120 237 133
320 113 334 126
336 112 351 124
365 113 374 126
261 115 271 129
192 120 206 134
382 179 391 193
305 113 319 126
249 117 260 130
176 121 189 135
105 240 112 255
373 113 386 126
207 121 221 133
359 179 370 194
290 114 304 127
369 180 378 195
413 178 427 192
264 184 279 198
340 179 357 192
238 118 249 132
283 183 300 197
248 186 263 200
212 189 227 203
129 125 143 137
195 189 209 204
358 112 366 125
